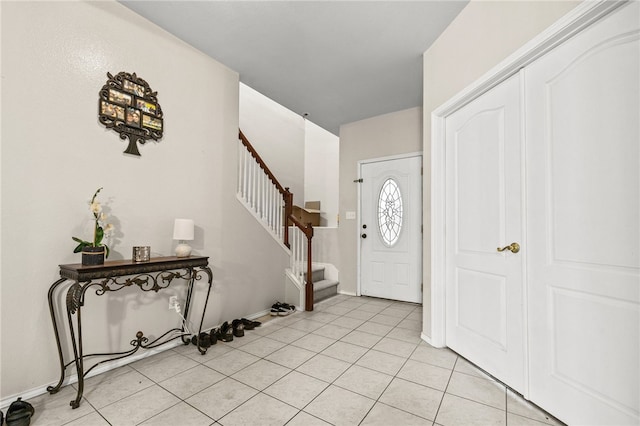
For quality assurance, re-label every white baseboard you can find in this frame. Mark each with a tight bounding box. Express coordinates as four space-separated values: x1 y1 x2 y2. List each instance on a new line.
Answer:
338 290 357 296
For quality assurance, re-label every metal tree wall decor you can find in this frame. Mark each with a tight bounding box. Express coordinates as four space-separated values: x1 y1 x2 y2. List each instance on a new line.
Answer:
98 72 164 156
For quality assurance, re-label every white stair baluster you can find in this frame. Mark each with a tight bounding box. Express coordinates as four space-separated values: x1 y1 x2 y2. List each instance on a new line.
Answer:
243 149 248 202
237 140 243 197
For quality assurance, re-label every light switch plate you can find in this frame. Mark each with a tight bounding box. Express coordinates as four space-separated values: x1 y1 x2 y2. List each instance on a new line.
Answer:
346 211 356 220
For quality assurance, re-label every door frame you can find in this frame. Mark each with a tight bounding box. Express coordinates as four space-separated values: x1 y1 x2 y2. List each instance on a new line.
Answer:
429 0 625 350
357 152 423 298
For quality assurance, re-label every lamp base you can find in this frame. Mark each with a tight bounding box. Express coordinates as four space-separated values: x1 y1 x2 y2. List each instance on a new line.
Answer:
175 243 192 258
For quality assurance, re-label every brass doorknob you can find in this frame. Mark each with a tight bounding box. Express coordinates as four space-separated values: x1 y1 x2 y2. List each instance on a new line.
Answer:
497 242 520 253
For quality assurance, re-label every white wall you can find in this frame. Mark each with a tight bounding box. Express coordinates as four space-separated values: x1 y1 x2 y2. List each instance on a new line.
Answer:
338 107 423 295
421 0 581 339
0 1 289 400
304 120 339 227
239 83 305 206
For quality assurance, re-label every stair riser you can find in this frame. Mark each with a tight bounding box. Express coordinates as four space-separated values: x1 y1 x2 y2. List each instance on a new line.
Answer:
314 284 338 303
304 269 326 283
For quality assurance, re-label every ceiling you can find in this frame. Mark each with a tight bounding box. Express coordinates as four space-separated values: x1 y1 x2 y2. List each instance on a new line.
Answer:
120 1 468 135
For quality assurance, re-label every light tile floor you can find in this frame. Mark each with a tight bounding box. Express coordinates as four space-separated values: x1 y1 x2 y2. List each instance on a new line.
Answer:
28 295 564 425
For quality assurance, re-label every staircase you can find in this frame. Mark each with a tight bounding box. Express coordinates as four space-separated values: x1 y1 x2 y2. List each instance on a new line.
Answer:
237 130 339 310
308 265 339 302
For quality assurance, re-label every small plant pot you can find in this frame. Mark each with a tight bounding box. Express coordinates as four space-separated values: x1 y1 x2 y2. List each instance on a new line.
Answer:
82 246 105 266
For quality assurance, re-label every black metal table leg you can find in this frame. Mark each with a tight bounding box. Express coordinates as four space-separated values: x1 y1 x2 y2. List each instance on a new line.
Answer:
66 282 85 409
181 268 197 345
195 266 214 355
47 278 69 394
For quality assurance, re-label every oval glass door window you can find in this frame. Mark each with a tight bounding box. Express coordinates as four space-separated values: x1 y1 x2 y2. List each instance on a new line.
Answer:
378 178 403 246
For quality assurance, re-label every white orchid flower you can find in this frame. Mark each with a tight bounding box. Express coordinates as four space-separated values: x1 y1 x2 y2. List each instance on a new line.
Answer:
90 201 102 214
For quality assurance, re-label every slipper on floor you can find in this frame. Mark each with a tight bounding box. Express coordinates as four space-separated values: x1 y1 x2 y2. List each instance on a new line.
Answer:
190 332 211 348
241 318 261 329
6 397 34 426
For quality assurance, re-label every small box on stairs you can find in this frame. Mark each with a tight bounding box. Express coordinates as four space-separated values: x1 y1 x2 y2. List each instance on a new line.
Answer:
292 201 321 226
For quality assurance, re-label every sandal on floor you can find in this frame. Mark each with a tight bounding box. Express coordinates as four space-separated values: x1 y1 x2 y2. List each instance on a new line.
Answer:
231 319 245 337
241 318 261 330
6 397 34 426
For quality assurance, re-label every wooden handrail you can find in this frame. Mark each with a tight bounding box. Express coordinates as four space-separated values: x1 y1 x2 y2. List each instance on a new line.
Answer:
288 215 314 239
240 129 294 248
239 130 287 195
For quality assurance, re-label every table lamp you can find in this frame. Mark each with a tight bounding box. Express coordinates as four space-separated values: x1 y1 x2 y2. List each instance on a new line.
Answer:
173 218 194 257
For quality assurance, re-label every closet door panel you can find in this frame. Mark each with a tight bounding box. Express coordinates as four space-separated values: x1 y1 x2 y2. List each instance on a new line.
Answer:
525 2 639 424
445 73 526 391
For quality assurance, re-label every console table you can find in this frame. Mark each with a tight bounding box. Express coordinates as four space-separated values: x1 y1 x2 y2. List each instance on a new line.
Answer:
47 256 213 409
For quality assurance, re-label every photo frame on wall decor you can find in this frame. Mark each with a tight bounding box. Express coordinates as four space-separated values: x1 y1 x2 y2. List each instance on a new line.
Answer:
98 71 164 156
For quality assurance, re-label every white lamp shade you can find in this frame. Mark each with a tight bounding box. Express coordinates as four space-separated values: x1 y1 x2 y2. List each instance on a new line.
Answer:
173 219 194 241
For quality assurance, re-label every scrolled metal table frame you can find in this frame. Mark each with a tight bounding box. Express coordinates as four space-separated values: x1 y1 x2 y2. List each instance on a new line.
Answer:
47 256 213 409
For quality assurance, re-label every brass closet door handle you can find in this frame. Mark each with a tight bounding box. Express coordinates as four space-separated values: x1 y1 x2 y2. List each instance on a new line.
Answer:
497 242 520 253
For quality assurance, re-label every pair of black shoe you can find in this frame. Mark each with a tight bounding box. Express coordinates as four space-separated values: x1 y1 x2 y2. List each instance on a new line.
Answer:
2 397 34 425
217 321 237 342
223 318 262 340
192 318 261 347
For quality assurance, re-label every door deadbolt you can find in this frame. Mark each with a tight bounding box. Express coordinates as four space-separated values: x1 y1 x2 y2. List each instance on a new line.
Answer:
361 234 367 239
497 242 520 254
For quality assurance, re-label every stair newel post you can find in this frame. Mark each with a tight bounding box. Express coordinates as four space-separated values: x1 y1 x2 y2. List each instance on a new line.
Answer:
283 188 293 248
305 223 314 311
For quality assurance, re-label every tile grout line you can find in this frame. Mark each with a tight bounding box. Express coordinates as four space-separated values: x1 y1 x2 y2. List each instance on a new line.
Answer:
267 298 416 425
290 302 386 425
70 297 423 426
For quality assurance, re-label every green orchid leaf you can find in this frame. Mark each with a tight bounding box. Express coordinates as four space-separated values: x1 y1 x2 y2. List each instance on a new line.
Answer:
95 226 104 246
105 245 110 258
73 242 87 253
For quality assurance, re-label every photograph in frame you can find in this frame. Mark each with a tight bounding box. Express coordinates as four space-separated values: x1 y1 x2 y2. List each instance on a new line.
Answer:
126 107 141 128
100 101 125 120
108 89 132 106
123 79 145 97
142 113 163 131
136 99 158 116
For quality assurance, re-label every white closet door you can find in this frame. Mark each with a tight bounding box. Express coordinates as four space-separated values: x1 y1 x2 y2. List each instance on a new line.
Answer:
445 73 526 391
525 2 639 424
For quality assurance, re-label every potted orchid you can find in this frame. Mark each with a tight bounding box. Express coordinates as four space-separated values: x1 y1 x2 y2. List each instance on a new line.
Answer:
72 187 114 265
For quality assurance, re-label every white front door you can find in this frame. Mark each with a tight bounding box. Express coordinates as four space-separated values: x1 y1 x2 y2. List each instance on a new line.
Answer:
444 72 526 391
525 2 639 424
360 156 422 303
